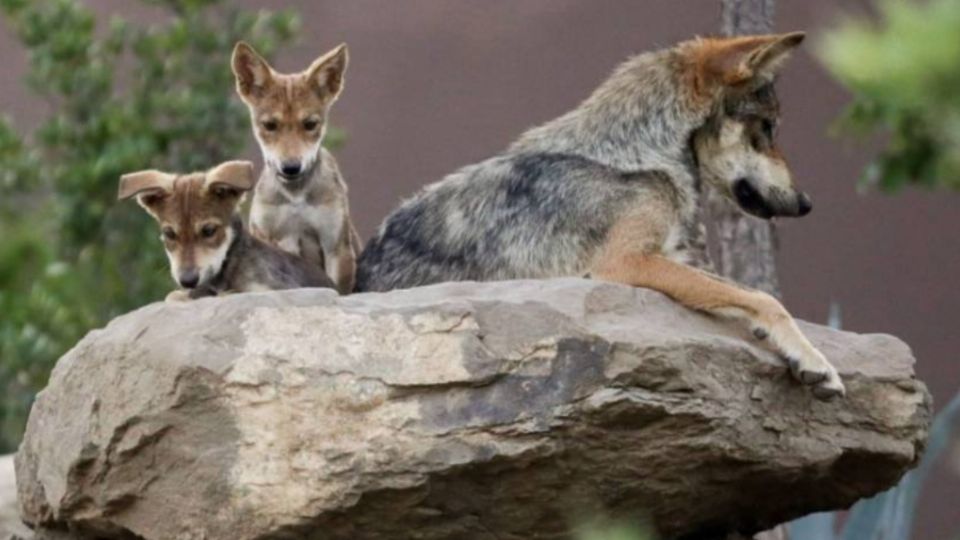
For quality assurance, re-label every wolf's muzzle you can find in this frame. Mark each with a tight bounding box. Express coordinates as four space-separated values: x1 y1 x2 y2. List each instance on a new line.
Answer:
733 179 812 219
178 268 200 289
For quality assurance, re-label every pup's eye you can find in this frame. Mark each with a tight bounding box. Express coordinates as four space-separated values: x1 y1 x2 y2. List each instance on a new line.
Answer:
200 224 219 239
303 119 320 131
262 120 279 132
161 228 177 241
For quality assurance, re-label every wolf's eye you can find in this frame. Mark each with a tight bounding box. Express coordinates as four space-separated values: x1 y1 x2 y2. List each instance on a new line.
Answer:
761 119 775 140
200 224 219 239
261 120 279 132
161 227 177 241
303 119 320 131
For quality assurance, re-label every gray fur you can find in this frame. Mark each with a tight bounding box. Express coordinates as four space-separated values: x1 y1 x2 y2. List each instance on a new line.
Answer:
356 46 713 292
356 39 798 291
194 217 334 298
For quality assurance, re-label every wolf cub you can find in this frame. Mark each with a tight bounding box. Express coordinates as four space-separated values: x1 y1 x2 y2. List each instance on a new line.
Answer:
232 42 360 294
119 160 334 301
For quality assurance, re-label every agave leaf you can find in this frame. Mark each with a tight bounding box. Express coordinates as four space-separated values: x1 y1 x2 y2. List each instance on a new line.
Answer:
788 512 837 540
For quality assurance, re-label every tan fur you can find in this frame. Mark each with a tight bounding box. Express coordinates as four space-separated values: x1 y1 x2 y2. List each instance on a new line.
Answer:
119 160 334 298
119 163 255 290
232 42 359 294
680 32 805 100
590 218 842 400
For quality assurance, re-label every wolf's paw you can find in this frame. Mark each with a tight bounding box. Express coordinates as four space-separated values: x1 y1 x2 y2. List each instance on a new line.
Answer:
784 349 845 401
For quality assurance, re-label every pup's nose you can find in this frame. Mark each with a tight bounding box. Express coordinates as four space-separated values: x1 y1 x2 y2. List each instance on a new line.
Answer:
280 161 302 177
797 192 813 216
178 269 200 289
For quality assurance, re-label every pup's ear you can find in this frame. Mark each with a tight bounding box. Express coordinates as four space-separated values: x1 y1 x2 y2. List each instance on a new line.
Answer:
697 32 805 87
206 160 256 199
232 41 273 100
307 43 348 100
118 170 175 210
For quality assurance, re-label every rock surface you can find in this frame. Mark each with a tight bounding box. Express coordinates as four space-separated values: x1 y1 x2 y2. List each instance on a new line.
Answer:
15 279 931 540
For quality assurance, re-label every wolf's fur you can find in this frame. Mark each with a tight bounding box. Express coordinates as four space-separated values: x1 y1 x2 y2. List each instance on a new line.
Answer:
233 42 360 294
118 160 334 300
357 33 844 399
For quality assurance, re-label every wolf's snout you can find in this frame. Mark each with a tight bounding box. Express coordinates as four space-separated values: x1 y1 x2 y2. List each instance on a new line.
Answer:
733 178 773 219
280 161 302 178
733 179 814 219
178 269 200 289
797 192 812 216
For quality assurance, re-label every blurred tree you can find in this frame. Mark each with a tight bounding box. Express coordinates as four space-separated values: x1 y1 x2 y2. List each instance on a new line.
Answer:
819 0 960 192
0 0 301 452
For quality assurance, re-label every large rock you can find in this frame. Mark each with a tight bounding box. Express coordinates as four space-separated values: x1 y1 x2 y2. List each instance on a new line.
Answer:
15 279 930 540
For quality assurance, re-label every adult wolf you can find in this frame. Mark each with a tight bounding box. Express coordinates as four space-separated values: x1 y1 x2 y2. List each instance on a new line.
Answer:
356 33 843 399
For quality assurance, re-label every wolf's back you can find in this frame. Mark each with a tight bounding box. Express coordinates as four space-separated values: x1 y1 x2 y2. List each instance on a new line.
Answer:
355 153 651 293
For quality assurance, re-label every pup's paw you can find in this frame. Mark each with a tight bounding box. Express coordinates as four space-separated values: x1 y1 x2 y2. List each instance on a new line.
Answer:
165 289 192 303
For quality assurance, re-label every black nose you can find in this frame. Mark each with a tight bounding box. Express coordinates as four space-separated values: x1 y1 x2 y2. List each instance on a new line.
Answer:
178 269 200 289
280 161 302 177
797 192 813 216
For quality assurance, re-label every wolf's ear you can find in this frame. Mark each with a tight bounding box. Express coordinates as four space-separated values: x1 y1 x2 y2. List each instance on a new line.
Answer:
745 32 805 77
307 43 348 100
232 42 273 100
118 170 175 210
206 160 256 199
699 32 805 87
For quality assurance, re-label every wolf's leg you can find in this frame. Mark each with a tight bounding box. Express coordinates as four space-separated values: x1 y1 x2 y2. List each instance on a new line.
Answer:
319 218 358 294
322 233 357 295
592 253 844 400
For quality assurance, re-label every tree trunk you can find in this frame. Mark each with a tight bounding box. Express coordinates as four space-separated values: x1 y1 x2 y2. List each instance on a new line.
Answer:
706 0 781 296
715 6 792 539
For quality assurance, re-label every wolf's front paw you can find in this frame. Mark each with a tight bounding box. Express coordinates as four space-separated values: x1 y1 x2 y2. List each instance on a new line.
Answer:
165 289 191 303
785 348 845 401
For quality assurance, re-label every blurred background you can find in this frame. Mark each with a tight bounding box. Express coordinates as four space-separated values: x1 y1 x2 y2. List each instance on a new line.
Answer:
0 1 957 538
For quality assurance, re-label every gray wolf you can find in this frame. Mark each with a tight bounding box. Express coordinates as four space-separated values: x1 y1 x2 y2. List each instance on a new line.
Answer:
232 41 360 294
356 32 844 399
118 160 334 301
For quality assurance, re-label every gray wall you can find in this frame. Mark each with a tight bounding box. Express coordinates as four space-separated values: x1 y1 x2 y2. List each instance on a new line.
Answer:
1 1 956 537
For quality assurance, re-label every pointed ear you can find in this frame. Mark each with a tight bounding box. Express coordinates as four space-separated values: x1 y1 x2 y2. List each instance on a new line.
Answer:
118 170 175 209
206 160 256 199
232 42 274 100
746 32 805 77
698 32 805 87
307 43 348 99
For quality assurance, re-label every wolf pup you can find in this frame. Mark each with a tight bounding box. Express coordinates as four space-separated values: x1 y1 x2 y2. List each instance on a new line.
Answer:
357 33 845 400
119 160 334 301
231 41 360 295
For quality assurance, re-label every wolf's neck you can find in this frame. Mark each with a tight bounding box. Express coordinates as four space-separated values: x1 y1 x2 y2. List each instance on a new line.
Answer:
510 50 710 194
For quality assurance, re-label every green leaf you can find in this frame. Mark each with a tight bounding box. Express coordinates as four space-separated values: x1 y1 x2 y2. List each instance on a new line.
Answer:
0 0 304 452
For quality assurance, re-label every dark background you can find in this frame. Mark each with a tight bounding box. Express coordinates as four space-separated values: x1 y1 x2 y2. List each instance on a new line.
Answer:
1 1 956 537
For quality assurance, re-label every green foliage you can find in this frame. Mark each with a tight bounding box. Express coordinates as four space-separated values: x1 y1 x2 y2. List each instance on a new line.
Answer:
818 0 960 191
0 0 300 452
